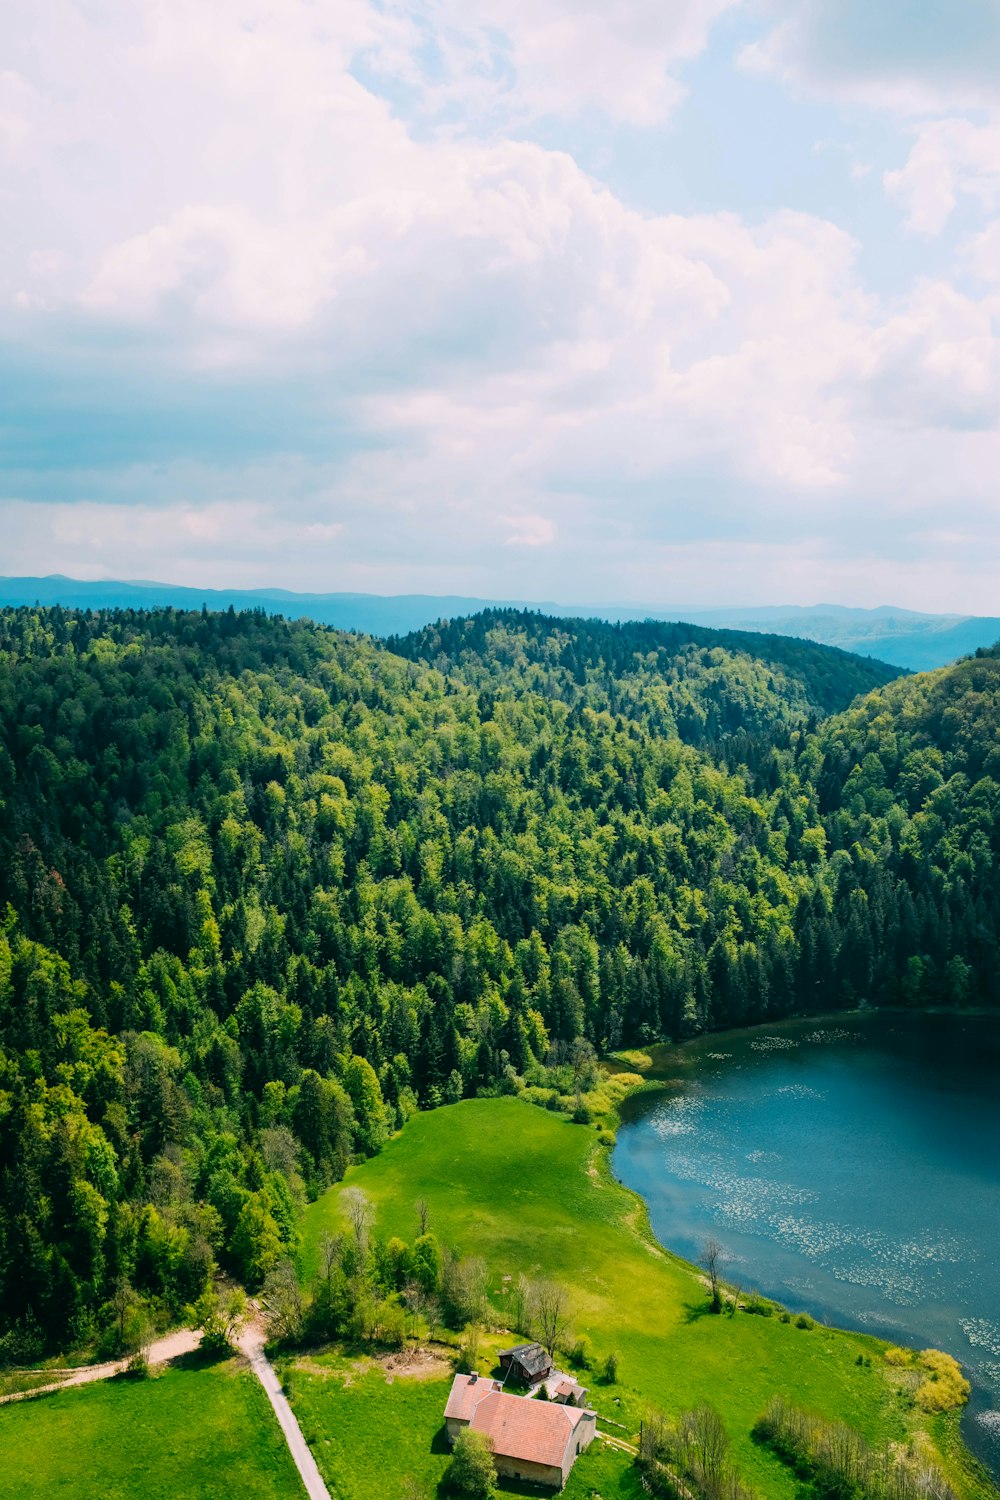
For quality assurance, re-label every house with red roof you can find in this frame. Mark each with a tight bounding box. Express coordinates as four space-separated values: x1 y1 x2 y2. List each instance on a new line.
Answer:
444 1372 597 1489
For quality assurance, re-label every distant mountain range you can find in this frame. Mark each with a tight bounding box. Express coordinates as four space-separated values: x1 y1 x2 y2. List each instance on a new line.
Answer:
1 575 997 672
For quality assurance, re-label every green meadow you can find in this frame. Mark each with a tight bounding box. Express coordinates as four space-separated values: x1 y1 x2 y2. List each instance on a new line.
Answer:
298 1097 993 1500
283 1353 641 1500
0 1359 305 1500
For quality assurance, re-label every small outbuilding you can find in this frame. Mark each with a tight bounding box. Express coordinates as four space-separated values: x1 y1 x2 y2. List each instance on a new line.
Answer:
552 1378 588 1407
498 1342 552 1386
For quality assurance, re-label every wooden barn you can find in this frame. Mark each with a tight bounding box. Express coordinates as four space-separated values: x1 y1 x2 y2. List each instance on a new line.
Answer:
498 1342 552 1386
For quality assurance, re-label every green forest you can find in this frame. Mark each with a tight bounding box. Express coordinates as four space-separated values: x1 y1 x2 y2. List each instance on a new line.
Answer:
1 604 997 1357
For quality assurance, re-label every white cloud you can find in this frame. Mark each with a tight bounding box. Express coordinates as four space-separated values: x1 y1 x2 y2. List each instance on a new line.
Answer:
503 514 557 547
395 0 739 126
0 494 350 587
884 119 1000 234
863 279 1000 429
3 0 1000 610
962 219 1000 283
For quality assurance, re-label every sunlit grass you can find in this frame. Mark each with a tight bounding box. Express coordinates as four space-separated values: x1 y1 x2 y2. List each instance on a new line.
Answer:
0 1358 305 1500
297 1097 963 1499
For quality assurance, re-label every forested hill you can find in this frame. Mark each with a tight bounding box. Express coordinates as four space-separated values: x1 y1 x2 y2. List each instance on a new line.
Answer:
387 609 900 749
801 645 1000 1011
0 606 993 1357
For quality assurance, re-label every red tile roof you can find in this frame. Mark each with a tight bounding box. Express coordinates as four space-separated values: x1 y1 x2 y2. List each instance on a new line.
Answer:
554 1379 586 1400
471 1390 586 1469
444 1373 503 1422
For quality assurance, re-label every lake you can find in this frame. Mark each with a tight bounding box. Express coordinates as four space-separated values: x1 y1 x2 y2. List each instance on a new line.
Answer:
611 1011 1000 1478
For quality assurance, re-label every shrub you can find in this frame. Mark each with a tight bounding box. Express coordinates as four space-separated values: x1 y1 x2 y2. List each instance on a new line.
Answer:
568 1335 592 1370
914 1349 970 1412
519 1086 559 1110
883 1346 969 1411
456 1323 481 1375
571 1095 593 1125
794 1314 814 1330
602 1350 619 1384
445 1429 496 1499
0 1317 43 1367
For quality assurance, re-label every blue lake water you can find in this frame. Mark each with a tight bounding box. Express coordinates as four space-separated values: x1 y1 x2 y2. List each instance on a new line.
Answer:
611 1012 1000 1477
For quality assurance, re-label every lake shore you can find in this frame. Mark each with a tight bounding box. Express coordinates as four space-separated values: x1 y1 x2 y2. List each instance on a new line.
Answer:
608 1011 1000 1485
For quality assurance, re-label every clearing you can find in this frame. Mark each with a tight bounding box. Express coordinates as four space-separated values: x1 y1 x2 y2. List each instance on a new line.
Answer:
298 1096 993 1500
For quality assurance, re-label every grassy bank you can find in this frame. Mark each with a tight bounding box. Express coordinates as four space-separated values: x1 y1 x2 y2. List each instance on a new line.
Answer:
298 1097 994 1500
0 1358 305 1499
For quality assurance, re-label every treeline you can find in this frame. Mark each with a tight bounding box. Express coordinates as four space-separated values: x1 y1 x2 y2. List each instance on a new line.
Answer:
753 1396 956 1500
640 1404 756 1500
0 606 998 1354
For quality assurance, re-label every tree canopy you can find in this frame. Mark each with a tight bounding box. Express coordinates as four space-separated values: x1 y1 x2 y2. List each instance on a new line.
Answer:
0 604 994 1354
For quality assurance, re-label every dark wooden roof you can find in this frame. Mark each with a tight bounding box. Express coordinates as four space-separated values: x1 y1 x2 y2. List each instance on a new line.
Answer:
499 1342 551 1377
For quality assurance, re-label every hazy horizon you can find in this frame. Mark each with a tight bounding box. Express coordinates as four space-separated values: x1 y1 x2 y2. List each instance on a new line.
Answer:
0 572 979 620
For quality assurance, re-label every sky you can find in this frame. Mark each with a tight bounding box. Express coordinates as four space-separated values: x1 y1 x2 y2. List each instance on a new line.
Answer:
2 1 1000 611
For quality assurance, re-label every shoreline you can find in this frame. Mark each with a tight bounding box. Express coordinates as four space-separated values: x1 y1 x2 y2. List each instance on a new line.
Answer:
600 1010 1000 1490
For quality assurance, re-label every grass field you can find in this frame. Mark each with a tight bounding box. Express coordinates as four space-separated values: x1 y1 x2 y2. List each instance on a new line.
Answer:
0 1357 306 1500
0 1369 70 1399
298 1097 995 1500
283 1351 641 1500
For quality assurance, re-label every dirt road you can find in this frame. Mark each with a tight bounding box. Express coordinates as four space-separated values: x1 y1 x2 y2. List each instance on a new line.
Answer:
0 1328 203 1405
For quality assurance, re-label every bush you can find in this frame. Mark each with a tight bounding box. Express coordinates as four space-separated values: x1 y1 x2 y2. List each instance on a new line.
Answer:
568 1335 591 1370
602 1350 620 1384
445 1429 497 1499
0 1317 43 1367
794 1314 814 1330
882 1345 969 1410
456 1324 481 1375
597 1129 617 1147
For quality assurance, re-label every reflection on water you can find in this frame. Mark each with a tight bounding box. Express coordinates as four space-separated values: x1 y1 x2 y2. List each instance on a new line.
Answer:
611 1012 1000 1478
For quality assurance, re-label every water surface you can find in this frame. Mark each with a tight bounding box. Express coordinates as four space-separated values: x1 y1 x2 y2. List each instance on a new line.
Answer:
612 1012 1000 1475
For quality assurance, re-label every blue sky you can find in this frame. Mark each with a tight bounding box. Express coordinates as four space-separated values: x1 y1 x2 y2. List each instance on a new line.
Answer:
2 0 1000 610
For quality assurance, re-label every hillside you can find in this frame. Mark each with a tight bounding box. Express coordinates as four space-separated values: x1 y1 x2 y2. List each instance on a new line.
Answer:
2 578 994 670
803 646 1000 1010
0 605 996 1360
387 608 900 747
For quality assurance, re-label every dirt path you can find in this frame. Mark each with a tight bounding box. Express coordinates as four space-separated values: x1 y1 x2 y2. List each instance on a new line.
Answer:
236 1320 332 1500
0 1328 203 1405
4 1317 330 1500
599 1431 639 1456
